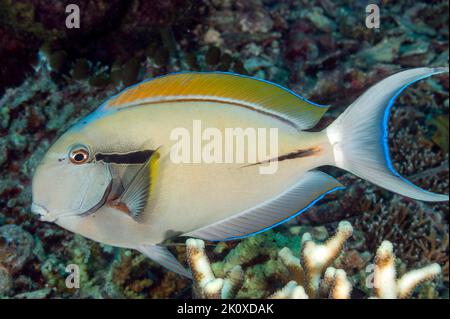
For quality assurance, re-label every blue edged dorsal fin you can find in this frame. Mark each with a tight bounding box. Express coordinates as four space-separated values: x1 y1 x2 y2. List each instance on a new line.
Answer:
183 171 344 241
138 244 192 279
99 72 329 130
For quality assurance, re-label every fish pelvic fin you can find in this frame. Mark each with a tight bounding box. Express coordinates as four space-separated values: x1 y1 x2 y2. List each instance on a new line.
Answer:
325 67 449 202
138 244 192 279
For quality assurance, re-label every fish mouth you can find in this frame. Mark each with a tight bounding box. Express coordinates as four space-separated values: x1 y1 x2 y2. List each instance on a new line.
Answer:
31 178 112 222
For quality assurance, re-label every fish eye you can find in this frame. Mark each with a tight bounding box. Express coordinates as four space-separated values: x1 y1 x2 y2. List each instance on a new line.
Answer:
69 146 90 164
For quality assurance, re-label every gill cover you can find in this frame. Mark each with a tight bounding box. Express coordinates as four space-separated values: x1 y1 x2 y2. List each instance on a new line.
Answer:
32 163 112 221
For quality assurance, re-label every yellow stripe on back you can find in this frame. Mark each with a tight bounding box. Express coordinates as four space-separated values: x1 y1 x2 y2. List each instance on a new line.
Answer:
101 72 329 130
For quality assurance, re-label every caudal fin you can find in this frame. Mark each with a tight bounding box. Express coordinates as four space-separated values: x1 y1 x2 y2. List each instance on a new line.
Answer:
325 67 449 202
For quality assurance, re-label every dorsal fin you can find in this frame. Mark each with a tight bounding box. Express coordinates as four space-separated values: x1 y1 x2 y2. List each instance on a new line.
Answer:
100 72 329 130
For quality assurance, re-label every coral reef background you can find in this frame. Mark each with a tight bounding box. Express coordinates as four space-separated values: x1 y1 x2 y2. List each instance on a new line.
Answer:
0 0 448 298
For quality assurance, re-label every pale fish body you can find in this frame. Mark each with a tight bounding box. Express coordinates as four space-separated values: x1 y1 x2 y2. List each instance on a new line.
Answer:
31 69 449 278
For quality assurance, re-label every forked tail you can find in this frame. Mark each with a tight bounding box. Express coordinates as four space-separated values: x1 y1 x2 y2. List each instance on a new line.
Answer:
325 67 449 202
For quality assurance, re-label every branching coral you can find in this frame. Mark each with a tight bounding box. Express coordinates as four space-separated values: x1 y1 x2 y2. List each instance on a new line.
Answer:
278 222 442 299
352 197 448 279
373 241 441 299
186 238 244 299
278 221 353 299
268 280 308 299
186 221 442 299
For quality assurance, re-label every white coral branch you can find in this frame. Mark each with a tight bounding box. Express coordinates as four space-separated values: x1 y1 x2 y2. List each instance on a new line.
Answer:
268 281 309 299
186 238 243 299
373 240 442 299
397 264 441 298
329 269 352 299
374 240 397 299
302 221 353 297
278 247 304 285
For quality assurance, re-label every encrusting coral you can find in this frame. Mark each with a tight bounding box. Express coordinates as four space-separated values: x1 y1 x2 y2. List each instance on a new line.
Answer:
186 221 442 299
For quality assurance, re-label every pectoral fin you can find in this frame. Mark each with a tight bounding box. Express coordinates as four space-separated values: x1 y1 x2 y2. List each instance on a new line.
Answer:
113 150 160 222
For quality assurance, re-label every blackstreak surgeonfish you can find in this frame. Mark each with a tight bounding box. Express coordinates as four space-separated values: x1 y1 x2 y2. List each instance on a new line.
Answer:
31 67 449 278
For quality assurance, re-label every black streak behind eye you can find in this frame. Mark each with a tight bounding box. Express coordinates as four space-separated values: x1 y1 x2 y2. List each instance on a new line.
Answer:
95 150 154 164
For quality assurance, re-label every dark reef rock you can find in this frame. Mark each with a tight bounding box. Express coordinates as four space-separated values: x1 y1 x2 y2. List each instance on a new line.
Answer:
0 0 205 93
0 224 34 275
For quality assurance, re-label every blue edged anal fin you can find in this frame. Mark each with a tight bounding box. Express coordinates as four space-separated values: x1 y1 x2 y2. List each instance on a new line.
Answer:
138 244 193 279
184 171 344 241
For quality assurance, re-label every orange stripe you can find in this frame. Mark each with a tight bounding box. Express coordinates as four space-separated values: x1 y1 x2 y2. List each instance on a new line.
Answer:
103 73 328 129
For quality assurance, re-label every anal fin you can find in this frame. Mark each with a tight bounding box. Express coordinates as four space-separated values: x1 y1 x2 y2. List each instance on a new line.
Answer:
184 171 344 241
